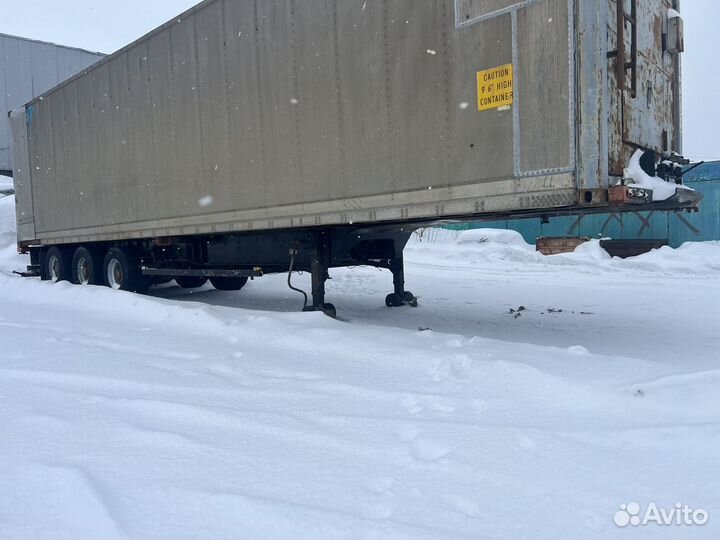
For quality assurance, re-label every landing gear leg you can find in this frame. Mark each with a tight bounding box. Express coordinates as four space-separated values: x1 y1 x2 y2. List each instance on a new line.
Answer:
386 253 417 308
305 231 337 318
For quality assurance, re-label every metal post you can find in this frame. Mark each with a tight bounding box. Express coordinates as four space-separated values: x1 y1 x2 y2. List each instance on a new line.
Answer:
390 255 405 296
310 230 330 309
310 257 326 308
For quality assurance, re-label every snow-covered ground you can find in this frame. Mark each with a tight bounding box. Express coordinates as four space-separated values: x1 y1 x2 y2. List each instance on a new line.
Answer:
1 195 718 539
0 177 13 191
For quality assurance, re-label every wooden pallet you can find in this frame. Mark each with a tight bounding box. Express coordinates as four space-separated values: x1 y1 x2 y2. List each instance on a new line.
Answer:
536 237 591 255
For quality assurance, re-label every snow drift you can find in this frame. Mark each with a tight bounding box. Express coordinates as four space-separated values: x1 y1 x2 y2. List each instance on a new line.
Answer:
1 196 719 540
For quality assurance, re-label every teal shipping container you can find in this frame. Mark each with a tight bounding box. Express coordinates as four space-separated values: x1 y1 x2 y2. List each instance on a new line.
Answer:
451 161 720 248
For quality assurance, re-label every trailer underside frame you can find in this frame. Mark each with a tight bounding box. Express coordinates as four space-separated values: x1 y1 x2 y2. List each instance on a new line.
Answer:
17 184 702 318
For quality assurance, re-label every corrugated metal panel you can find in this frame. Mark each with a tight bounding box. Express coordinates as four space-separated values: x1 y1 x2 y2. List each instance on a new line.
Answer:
0 33 104 171
684 162 720 182
669 179 720 246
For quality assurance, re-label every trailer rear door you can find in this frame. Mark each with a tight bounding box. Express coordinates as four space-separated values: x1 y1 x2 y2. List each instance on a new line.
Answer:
9 106 35 244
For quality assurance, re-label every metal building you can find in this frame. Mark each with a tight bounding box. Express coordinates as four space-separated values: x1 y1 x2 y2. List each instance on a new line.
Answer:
0 33 104 176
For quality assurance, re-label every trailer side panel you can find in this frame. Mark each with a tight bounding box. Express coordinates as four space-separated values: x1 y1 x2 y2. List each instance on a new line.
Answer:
15 0 682 246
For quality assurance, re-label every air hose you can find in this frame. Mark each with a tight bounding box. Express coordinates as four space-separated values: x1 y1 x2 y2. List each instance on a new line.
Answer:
287 248 308 311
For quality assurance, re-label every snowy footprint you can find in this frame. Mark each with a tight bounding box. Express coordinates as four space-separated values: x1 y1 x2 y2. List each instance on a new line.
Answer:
409 438 452 462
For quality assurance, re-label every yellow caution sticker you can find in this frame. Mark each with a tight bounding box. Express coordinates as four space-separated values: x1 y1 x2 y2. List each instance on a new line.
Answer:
477 63 514 111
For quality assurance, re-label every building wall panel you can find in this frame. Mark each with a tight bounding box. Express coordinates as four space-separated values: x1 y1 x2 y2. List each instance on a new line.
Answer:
0 33 103 171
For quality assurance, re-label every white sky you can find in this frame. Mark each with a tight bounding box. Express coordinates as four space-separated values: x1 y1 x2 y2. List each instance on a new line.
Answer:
0 0 718 160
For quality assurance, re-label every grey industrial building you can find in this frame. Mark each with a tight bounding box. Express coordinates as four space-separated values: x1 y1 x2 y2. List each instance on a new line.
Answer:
1 33 104 176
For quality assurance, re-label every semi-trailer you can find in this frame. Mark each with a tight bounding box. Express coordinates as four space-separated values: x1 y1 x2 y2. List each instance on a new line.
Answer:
9 0 699 316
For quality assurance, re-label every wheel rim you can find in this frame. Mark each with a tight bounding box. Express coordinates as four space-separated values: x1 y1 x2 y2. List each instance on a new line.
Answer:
48 255 61 283
76 256 91 285
107 259 123 290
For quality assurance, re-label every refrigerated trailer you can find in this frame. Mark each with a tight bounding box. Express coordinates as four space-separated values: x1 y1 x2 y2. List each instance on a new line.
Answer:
9 0 700 316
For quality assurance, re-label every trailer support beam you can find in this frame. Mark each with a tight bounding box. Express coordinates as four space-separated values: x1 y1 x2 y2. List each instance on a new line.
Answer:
391 255 405 297
305 230 336 318
310 257 327 308
385 242 417 308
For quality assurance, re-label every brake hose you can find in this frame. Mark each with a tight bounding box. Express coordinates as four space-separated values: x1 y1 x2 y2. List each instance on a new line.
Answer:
287 248 308 311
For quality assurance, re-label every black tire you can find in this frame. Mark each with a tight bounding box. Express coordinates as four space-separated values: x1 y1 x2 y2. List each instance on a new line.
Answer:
175 276 208 289
71 246 104 285
103 247 151 293
210 276 248 291
44 246 72 283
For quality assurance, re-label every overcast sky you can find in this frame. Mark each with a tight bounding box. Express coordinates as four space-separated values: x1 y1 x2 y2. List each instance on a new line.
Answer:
0 0 717 160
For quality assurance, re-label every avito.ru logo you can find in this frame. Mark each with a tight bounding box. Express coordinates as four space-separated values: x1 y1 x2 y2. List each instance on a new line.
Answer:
614 502 709 527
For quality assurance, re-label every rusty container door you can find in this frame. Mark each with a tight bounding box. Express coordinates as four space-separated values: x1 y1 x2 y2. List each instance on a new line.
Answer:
607 0 682 176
